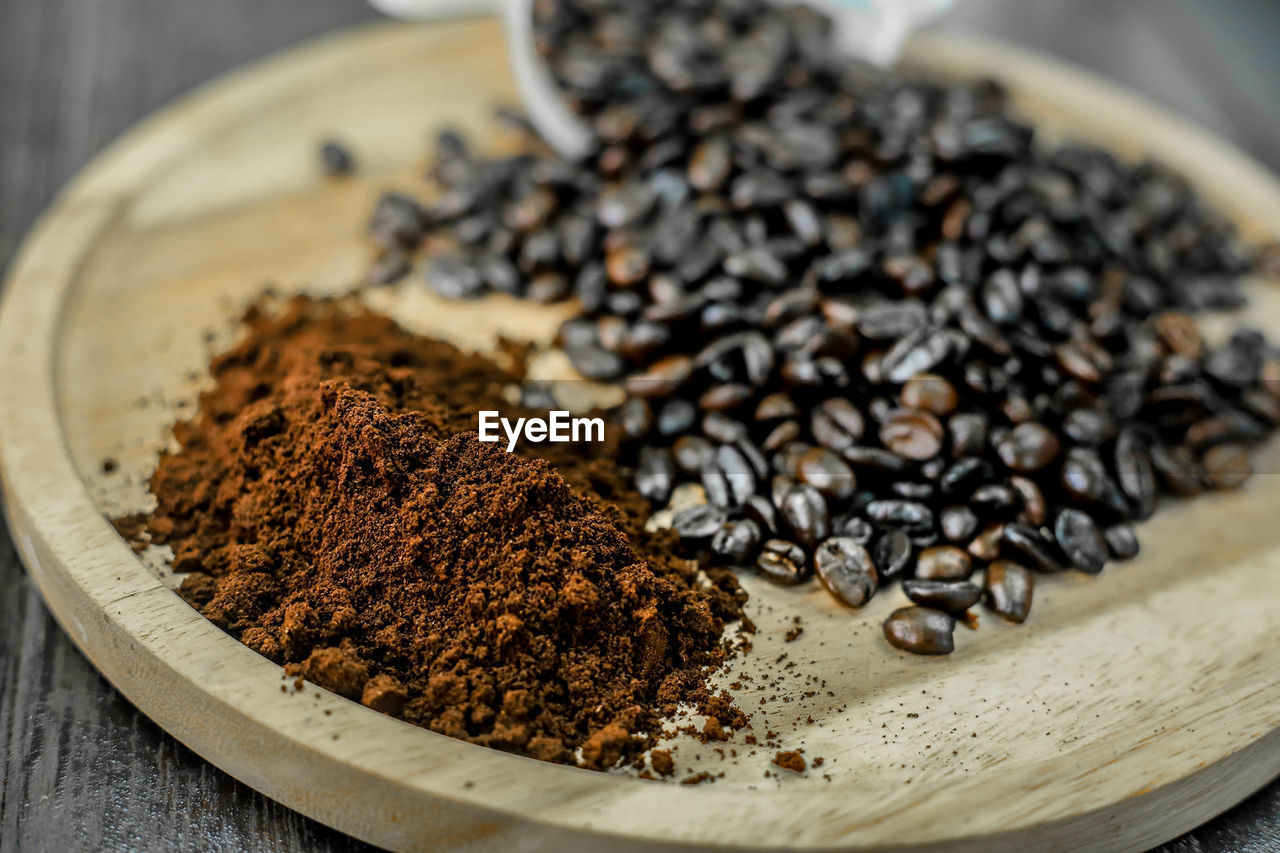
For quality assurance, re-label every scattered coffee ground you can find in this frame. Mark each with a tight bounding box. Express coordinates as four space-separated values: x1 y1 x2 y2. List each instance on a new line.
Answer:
130 296 746 769
362 0 1280 655
773 750 806 773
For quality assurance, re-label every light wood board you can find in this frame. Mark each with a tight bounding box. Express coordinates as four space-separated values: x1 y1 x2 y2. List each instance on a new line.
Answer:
1 16 1279 853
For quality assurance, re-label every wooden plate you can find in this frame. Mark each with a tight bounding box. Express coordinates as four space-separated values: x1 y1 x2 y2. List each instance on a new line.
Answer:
3 17 1280 853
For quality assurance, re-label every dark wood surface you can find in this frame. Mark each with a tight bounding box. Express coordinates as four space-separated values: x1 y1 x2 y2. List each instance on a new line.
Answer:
1 1 1277 850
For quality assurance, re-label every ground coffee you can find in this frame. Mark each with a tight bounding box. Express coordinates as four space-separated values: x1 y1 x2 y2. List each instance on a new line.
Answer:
135 296 745 769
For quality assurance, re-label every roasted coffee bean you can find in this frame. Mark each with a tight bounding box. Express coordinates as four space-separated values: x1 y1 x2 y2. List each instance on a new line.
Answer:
670 436 712 474
755 392 799 421
1104 524 1140 560
635 447 675 504
873 529 914 579
866 499 934 531
914 546 973 581
841 445 911 474
567 345 625 380
756 539 811 586
1113 429 1157 518
1054 508 1107 574
701 463 734 510
619 398 653 440
780 484 830 549
711 519 763 565
831 514 875 545
1002 523 1067 573
1202 443 1251 489
939 457 993 496
673 504 725 541
901 374 958 415
902 579 982 612
1062 408 1115 446
814 537 878 607
879 327 952 384
968 523 1006 561
796 447 857 501
703 412 750 444
744 494 780 535
984 561 1033 623
880 408 944 460
940 505 979 542
716 443 758 505
1008 475 1047 526
762 420 802 452
948 412 988 458
883 606 956 655
656 399 697 436
626 355 693 397
1149 442 1204 496
995 422 1061 472
425 256 485 299
811 398 866 450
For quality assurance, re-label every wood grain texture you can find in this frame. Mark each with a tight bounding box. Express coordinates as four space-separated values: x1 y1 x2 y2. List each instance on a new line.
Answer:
1 3 1278 853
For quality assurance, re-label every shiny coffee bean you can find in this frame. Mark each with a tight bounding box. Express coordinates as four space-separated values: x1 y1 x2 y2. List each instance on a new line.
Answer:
901 373 958 415
902 579 982 612
711 519 763 565
814 537 878 607
883 606 956 655
756 539 811 586
744 494 780 535
873 529 914 580
780 484 830 549
1103 524 1140 560
880 408 944 460
995 422 1061 472
1054 508 1107 574
984 561 1033 623
1202 443 1251 489
914 546 973 581
673 435 715 474
673 504 725 541
831 514 874 545
940 505 979 542
635 447 675 504
796 447 857 501
1002 523 1067 573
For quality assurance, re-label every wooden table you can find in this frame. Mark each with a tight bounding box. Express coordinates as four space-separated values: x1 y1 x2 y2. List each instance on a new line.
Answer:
1 1 1277 850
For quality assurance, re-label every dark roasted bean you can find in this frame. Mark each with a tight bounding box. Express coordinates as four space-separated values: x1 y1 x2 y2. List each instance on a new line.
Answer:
620 398 653 440
780 484 830 549
796 447 856 501
1009 475 1047 526
1054 508 1108 574
635 447 675 504
901 374 958 415
811 398 865 450
879 327 951 383
902 579 981 612
673 504 725 541
567 345 625 380
756 539 810 586
673 435 714 474
995 422 1060 472
814 537 878 607
1202 443 1251 489
1002 523 1067 573
744 494 780 535
656 399 696 436
940 506 979 543
914 546 973 581
947 412 988 458
832 514 875 545
968 523 1006 561
711 519 763 565
984 560 1033 623
880 408 944 460
425 255 485 299
626 355 693 397
883 606 955 655
703 412 750 444
1104 524 1140 560
716 444 758 505
873 529 914 580
865 500 934 531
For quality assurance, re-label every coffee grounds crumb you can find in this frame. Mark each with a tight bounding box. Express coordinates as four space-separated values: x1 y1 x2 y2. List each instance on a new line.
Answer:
650 749 675 777
784 626 803 642
682 771 713 785
773 750 806 773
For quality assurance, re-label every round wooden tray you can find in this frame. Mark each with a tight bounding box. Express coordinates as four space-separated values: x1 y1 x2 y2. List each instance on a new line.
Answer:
3 16 1280 853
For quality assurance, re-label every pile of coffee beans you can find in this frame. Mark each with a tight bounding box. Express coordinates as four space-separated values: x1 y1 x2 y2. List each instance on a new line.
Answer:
366 0 1280 654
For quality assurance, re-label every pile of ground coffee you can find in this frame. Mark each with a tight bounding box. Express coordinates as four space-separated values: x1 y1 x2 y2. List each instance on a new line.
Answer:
136 296 745 768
